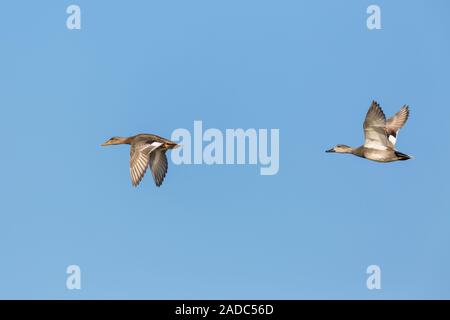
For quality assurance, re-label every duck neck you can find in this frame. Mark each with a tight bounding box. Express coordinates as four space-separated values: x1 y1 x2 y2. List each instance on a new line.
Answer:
351 146 364 157
117 137 133 144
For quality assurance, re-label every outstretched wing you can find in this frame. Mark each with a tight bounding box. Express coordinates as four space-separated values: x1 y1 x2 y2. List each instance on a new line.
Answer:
129 141 163 186
149 149 168 187
386 105 409 146
363 101 391 150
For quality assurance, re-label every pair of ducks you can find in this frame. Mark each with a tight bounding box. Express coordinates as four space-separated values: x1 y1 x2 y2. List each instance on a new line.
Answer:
102 100 411 188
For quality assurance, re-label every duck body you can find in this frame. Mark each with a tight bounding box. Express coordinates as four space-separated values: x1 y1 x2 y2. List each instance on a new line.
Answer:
326 101 411 163
347 146 410 162
101 133 179 187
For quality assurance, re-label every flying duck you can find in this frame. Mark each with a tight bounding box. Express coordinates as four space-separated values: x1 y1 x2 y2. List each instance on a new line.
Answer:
101 134 179 187
326 101 411 162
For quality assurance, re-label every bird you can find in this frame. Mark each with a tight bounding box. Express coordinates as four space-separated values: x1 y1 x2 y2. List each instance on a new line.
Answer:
326 100 411 162
101 134 179 187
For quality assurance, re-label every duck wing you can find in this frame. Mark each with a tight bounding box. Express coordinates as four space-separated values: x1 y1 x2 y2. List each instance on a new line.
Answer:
130 141 163 187
136 133 178 148
149 149 168 187
363 101 392 150
386 105 409 146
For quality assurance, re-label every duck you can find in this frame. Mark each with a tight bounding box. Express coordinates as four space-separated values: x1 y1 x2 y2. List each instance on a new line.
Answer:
101 134 179 187
326 100 411 162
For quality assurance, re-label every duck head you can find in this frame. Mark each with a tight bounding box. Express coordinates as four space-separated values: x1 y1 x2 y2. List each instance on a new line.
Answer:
101 136 131 146
326 144 353 153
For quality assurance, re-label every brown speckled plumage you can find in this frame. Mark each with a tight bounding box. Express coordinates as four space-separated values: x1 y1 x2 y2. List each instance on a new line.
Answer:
101 134 179 187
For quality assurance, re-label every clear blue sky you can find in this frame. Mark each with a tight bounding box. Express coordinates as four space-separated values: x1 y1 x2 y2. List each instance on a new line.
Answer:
1 0 449 299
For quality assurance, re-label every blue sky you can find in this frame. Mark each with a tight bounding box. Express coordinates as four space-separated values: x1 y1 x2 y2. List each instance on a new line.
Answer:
0 0 449 299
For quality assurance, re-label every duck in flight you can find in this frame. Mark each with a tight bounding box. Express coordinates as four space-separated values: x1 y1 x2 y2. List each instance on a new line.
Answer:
326 101 411 162
101 134 179 187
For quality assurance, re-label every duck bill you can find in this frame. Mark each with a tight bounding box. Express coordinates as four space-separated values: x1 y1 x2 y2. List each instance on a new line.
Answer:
101 141 111 146
325 148 335 153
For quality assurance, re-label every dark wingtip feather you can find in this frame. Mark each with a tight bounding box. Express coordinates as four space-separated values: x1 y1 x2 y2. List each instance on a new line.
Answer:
395 151 411 160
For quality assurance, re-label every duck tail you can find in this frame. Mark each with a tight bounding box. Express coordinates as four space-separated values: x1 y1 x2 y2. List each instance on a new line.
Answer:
165 142 181 149
395 151 411 161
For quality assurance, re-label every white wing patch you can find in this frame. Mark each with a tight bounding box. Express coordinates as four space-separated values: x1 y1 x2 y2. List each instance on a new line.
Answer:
388 135 397 145
149 142 163 149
